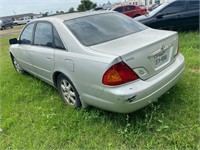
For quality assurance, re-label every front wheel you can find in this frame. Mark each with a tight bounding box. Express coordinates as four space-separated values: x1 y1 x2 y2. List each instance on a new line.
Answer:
57 74 81 108
11 56 25 74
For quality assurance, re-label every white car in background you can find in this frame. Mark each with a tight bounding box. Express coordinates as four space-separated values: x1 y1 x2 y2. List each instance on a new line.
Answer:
14 16 31 25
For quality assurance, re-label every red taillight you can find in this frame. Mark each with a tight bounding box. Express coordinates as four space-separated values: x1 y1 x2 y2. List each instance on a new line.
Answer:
102 62 139 86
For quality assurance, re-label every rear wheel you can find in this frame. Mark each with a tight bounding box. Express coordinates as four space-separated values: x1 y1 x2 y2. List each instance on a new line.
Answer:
57 74 81 108
11 56 24 74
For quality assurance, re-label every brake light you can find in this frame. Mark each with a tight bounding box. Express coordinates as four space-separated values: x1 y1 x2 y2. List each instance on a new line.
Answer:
102 62 139 86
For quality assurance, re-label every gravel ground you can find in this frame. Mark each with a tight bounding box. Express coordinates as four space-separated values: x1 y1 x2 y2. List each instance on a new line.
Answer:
0 25 24 37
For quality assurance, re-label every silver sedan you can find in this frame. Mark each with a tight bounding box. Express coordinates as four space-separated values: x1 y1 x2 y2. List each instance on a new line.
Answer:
9 11 185 113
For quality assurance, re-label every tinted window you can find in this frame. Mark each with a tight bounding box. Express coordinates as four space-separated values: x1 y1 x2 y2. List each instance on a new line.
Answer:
53 28 65 50
125 6 135 12
114 7 123 12
34 22 53 47
65 13 147 46
161 1 185 14
20 23 34 44
188 0 199 10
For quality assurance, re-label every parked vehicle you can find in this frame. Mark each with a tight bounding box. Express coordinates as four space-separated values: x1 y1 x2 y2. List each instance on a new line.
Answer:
14 16 31 25
9 11 185 113
0 18 13 30
135 0 199 31
112 4 147 18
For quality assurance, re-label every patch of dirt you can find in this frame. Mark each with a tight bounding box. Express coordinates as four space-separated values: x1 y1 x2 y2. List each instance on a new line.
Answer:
0 25 24 37
189 68 200 74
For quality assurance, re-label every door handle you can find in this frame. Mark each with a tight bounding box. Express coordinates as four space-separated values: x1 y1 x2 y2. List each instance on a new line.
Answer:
46 56 53 60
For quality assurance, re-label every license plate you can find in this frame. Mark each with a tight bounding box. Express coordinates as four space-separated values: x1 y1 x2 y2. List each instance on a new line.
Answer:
154 50 168 68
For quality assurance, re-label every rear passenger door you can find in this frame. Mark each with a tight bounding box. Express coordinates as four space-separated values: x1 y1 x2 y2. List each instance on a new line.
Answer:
124 5 136 18
30 22 55 82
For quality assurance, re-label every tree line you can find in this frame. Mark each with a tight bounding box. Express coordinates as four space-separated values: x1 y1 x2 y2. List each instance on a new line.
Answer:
42 0 97 17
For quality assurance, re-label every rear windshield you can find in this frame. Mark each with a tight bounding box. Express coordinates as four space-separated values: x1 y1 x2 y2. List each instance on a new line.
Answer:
64 12 147 46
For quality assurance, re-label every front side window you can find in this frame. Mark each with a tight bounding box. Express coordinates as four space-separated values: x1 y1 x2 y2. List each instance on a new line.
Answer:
34 22 53 48
161 1 185 14
114 7 123 12
125 6 135 12
65 13 147 46
20 23 34 44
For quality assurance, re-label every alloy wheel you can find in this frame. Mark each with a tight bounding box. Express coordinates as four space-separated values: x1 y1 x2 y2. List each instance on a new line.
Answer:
60 79 76 106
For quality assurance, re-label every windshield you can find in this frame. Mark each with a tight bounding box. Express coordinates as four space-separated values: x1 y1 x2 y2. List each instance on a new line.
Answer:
64 12 147 46
148 2 169 16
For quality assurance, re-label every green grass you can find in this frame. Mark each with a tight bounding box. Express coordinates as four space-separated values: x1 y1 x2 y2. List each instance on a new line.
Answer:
0 32 199 149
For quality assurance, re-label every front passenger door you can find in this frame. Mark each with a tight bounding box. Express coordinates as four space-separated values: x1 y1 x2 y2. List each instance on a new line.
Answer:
16 23 35 73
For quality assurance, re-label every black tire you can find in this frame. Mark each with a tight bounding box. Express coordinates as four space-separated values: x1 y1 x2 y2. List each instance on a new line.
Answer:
57 74 81 108
11 56 25 74
134 14 141 18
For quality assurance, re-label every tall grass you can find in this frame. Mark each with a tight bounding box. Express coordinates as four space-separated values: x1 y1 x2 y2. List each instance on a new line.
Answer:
0 32 199 149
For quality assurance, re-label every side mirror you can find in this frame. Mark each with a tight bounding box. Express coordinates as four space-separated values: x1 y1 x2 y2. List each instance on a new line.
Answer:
9 38 18 45
156 13 163 19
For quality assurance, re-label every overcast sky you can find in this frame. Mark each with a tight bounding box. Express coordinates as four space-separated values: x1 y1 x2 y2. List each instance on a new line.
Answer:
0 0 118 17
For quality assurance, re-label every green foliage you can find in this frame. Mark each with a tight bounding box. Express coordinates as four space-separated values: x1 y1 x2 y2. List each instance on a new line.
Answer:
77 0 97 12
0 31 199 149
68 7 75 13
42 12 48 17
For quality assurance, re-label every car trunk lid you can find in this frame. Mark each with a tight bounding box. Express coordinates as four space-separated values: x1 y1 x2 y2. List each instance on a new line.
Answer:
90 28 178 80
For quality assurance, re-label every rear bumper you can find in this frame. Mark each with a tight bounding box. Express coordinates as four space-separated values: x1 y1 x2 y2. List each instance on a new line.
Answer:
82 53 185 113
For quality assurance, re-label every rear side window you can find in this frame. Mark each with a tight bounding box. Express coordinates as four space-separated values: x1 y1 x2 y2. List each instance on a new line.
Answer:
20 23 34 44
114 7 123 12
53 28 65 50
34 22 53 48
188 0 199 10
125 6 135 12
161 1 185 14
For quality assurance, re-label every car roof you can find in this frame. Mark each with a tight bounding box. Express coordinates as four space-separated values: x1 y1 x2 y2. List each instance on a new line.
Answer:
37 11 113 22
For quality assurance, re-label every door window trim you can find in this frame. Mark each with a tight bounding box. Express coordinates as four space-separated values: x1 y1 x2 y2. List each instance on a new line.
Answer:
53 27 66 50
